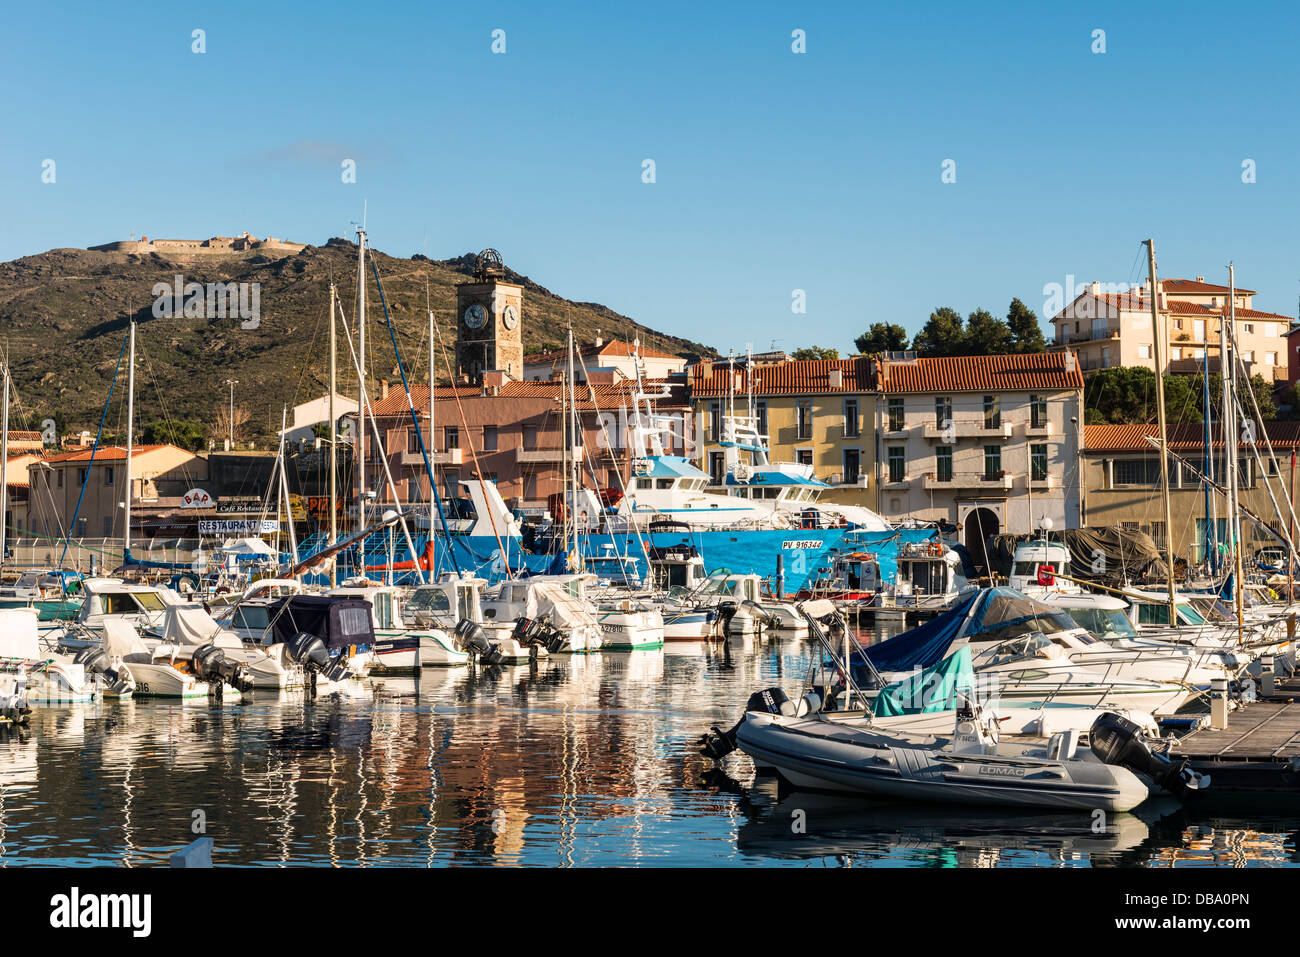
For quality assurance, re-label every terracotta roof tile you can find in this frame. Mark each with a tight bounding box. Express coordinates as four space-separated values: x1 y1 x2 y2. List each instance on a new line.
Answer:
368 379 686 416
42 444 172 463
879 354 1083 393
1085 422 1300 452
524 339 683 365
691 358 872 397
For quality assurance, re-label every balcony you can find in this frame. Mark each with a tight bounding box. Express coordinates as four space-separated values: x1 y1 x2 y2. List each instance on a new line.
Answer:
922 470 1014 491
1029 474 1057 490
922 421 1014 440
881 474 911 490
399 448 462 467
1025 420 1054 437
515 446 582 463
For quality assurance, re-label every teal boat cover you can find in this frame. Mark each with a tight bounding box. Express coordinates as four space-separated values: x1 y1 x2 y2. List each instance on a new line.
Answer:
871 645 975 717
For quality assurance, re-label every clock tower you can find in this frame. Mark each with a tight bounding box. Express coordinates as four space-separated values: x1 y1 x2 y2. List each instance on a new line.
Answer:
455 248 524 383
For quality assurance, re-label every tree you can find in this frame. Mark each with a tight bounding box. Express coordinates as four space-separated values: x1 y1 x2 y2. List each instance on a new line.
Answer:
141 420 206 451
792 345 840 360
853 322 910 355
209 405 253 446
1007 298 1046 354
911 307 966 357
964 308 1015 355
1081 367 1275 427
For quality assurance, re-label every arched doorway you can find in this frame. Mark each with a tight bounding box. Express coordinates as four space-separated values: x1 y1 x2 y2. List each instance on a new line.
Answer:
963 507 1000 570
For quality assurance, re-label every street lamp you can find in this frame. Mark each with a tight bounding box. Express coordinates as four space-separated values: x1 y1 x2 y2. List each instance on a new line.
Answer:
225 379 238 447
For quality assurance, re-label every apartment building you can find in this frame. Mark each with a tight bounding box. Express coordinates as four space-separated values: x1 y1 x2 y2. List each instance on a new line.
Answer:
523 337 688 382
1048 277 1292 382
874 353 1084 552
690 357 876 507
1082 422 1300 563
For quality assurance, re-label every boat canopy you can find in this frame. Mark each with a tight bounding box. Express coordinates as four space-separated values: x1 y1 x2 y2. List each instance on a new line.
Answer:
160 604 243 649
872 645 975 717
267 596 375 651
861 587 1081 672
0 609 40 660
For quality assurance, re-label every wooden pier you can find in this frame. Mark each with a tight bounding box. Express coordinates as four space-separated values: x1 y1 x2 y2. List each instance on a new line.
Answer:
1169 679 1300 794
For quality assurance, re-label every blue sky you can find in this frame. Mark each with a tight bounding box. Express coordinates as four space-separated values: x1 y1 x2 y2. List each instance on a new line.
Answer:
4 0 1300 353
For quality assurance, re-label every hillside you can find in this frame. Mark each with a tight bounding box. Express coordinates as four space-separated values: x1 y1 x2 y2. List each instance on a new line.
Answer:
0 239 712 445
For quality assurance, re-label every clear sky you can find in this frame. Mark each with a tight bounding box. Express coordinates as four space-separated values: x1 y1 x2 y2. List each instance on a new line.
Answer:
4 0 1299 353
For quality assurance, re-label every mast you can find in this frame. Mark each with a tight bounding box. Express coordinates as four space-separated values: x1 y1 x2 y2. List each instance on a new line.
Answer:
125 320 136 560
429 309 436 574
277 407 299 567
1144 240 1176 620
356 227 368 536
567 327 580 571
329 284 338 586
1202 326 1216 575
0 362 8 573
1229 264 1245 644
1219 286 1234 590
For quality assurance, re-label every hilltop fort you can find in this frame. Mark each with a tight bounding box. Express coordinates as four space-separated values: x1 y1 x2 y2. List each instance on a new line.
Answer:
88 232 306 256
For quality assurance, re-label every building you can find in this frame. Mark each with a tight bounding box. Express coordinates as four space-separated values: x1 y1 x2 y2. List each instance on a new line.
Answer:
523 337 687 382
874 353 1084 551
1048 277 1292 383
1081 422 1300 563
24 445 203 542
690 356 876 505
278 393 359 444
2 453 41 539
358 376 690 509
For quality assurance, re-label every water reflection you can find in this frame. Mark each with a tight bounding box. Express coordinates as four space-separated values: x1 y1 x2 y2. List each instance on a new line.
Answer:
0 638 1294 867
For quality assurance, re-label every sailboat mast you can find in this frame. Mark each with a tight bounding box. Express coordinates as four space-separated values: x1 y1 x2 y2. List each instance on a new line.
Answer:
1229 264 1245 644
429 309 436 574
329 284 339 586
567 327 580 567
357 227 368 536
125 320 136 560
1144 240 1176 619
0 362 8 573
1202 326 1215 575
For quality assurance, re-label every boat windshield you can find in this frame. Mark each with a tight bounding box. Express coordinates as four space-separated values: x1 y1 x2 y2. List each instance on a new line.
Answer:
407 587 451 614
968 593 1078 644
1177 602 1206 625
974 631 1054 667
1063 606 1139 641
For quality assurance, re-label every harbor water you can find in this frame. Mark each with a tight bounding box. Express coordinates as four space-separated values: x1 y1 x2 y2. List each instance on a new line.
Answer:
2 634 1298 867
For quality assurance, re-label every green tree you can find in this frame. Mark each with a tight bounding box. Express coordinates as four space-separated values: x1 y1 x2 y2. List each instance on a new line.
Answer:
853 322 910 355
141 419 206 451
911 307 966 357
964 308 1014 355
792 345 840 360
1007 298 1046 353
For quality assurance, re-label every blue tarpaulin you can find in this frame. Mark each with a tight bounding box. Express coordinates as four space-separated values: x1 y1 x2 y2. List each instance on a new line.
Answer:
859 591 977 672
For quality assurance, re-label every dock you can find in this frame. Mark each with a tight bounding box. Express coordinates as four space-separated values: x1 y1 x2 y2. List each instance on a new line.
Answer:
1169 679 1300 794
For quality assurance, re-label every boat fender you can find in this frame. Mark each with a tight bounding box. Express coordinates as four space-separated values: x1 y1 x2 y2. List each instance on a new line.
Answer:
1089 712 1208 798
748 687 795 717
794 691 822 717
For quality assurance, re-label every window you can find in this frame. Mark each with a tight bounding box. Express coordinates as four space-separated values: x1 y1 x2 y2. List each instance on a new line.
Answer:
1242 350 1254 362
935 396 952 430
77 468 86 487
983 445 1001 480
1138 344 1151 359
1029 395 1047 429
797 401 812 439
1113 459 1162 487
983 396 1000 429
709 401 721 439
887 446 905 483
1266 352 1278 366
756 401 767 437
1150 522 1166 547
1170 347 1182 360
104 467 114 486
1031 443 1047 481
444 427 459 450
483 426 498 451
407 428 424 454
101 516 113 537
843 448 860 484
523 425 538 450
1193 319 1205 340
843 398 860 437
796 448 813 467
887 397 904 432
936 446 953 482
709 451 725 486
1244 324 1254 334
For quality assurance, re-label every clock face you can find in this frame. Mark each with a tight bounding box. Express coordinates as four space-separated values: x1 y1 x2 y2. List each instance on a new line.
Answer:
502 305 518 330
464 304 487 329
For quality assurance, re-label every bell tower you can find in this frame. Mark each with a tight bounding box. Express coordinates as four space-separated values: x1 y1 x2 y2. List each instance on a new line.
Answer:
455 248 524 383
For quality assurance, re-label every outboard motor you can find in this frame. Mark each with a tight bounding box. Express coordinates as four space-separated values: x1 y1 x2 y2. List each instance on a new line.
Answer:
190 643 255 694
285 632 331 672
453 619 504 666
512 616 568 654
320 657 355 684
73 647 135 697
1090 712 1208 799
741 600 778 632
714 601 740 638
698 687 794 761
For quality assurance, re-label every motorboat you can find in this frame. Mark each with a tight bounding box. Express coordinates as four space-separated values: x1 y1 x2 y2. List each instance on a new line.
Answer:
879 539 976 611
58 578 184 648
326 580 463 669
481 576 604 654
700 601 1204 811
0 607 122 703
1007 539 1083 599
100 620 250 700
153 603 329 691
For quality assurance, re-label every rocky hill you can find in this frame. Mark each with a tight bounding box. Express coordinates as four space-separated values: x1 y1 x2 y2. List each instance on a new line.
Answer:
0 239 711 445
